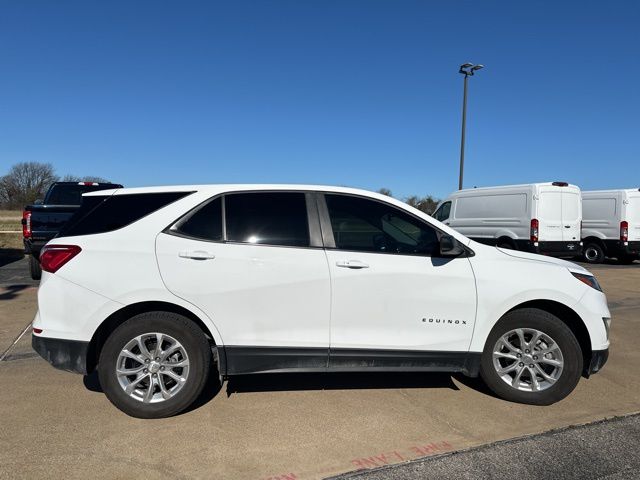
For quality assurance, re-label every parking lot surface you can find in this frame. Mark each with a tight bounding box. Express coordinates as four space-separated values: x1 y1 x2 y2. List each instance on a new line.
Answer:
0 256 639 479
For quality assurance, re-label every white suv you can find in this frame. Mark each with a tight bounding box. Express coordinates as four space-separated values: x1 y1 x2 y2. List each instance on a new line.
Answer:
32 185 611 418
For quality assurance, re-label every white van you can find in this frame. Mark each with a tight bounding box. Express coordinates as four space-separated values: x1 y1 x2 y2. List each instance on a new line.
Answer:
581 189 640 264
433 182 582 257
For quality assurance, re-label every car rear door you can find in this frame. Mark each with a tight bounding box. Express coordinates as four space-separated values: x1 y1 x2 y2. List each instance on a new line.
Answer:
627 192 640 241
155 191 331 374
537 187 563 242
561 188 581 243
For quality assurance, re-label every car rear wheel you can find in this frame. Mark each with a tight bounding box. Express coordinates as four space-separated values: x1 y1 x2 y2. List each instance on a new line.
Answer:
583 243 605 264
98 311 211 418
480 308 583 405
29 255 42 280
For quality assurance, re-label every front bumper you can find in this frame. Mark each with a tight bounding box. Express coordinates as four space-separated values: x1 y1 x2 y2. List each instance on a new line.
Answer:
32 334 89 374
584 348 609 377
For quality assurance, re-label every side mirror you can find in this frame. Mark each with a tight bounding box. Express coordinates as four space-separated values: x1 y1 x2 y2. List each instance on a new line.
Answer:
439 234 465 257
34 199 43 205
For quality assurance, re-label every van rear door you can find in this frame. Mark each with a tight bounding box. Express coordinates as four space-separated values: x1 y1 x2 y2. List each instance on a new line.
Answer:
537 188 563 241
561 188 581 242
627 192 640 241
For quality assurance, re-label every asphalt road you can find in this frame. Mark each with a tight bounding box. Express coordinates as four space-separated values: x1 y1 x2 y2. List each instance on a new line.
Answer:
0 255 38 288
0 255 639 479
333 414 640 480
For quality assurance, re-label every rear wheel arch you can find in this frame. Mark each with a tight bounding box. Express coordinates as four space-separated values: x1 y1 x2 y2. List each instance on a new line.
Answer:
583 236 606 251
87 301 218 374
504 300 592 375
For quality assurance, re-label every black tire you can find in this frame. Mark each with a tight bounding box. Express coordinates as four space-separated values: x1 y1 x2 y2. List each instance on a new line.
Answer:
29 255 42 280
480 308 583 405
497 240 515 250
583 243 605 264
617 254 637 265
98 311 212 418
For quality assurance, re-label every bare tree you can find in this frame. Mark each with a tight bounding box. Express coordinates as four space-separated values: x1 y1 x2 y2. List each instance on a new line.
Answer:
404 195 440 215
0 162 59 209
377 188 393 197
61 174 110 183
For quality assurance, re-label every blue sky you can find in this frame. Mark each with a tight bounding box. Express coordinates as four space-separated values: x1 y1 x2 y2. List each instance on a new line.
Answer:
1 1 638 199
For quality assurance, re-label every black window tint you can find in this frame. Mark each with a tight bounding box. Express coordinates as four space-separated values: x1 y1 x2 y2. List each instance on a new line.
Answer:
225 192 310 247
434 201 451 222
173 197 223 241
325 194 439 255
58 192 192 237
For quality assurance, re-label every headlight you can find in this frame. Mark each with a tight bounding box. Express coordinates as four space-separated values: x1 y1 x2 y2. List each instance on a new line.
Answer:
571 272 603 292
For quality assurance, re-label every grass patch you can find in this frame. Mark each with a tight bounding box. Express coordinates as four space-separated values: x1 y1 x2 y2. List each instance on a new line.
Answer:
0 210 22 232
0 232 23 250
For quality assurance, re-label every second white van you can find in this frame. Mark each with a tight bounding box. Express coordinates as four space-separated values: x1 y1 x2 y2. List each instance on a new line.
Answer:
581 189 640 264
433 182 582 257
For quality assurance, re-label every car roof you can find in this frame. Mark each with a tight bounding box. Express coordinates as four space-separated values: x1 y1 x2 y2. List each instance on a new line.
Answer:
83 184 385 197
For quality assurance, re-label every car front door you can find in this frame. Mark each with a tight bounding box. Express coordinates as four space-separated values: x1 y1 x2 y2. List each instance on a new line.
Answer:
319 193 477 369
156 191 331 374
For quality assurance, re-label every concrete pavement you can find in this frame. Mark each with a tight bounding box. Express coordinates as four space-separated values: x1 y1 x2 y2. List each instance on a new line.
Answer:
0 258 639 479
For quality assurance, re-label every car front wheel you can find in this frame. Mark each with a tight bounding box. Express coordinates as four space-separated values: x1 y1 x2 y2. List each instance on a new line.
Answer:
480 308 583 405
98 311 211 418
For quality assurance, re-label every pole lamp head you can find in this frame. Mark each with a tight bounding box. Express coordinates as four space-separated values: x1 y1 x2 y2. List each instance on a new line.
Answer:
459 63 484 76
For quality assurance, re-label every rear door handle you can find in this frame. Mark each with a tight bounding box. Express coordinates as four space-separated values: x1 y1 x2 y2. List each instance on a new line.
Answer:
336 260 369 269
178 250 216 260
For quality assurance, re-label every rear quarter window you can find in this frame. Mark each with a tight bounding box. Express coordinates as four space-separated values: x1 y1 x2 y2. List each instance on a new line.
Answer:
58 192 192 237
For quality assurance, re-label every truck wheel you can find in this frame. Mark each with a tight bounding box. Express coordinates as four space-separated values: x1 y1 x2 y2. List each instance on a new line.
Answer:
480 308 582 405
98 312 212 418
583 243 604 264
29 255 42 280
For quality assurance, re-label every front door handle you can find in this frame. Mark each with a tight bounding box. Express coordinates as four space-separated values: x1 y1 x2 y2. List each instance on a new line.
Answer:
178 250 216 260
336 260 369 269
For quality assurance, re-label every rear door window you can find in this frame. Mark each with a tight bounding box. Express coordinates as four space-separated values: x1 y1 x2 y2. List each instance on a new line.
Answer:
225 192 310 247
172 197 223 241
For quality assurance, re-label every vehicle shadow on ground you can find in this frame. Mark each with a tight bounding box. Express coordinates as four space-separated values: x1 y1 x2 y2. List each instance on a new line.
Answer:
83 371 498 415
0 249 24 268
0 284 32 301
83 369 224 415
226 371 460 395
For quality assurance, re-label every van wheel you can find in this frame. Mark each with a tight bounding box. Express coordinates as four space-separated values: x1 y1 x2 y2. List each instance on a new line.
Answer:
29 255 42 280
497 240 515 250
480 308 582 405
98 312 211 418
583 243 604 264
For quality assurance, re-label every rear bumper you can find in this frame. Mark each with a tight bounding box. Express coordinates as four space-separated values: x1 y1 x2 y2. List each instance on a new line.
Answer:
516 240 583 257
584 348 609 377
32 334 88 374
604 240 640 256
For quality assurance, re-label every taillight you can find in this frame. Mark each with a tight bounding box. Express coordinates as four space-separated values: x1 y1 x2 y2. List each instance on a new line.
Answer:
22 210 32 238
620 221 629 242
530 218 539 242
39 245 82 273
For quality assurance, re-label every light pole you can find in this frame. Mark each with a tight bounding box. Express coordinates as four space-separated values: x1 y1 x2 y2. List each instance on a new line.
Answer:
458 62 483 190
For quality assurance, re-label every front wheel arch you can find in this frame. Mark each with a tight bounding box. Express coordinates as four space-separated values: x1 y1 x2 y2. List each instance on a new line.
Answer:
87 301 218 375
505 300 592 377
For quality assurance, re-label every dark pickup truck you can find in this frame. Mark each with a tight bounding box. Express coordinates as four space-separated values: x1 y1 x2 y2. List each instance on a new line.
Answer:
22 181 123 279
